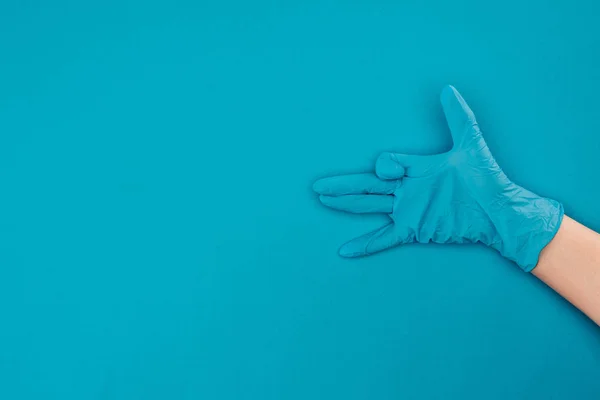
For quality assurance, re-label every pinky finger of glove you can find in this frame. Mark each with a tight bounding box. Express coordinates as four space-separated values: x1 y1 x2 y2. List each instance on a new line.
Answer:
339 222 407 257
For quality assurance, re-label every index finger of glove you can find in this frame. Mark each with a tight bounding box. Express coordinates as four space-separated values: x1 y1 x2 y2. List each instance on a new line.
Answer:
313 173 399 196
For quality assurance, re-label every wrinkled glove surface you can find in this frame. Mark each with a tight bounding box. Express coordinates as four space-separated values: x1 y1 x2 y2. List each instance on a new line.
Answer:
313 85 563 272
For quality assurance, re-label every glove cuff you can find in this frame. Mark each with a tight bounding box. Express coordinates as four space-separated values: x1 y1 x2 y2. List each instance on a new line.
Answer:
512 199 564 272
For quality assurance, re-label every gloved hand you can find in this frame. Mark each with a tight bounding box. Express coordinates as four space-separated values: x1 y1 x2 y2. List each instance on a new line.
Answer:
313 85 563 272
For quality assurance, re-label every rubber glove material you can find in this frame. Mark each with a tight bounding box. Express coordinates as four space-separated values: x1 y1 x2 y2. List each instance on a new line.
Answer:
313 85 563 272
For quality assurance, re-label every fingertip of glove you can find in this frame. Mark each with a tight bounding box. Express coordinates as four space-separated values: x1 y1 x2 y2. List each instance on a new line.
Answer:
338 244 357 258
318 195 332 206
339 241 366 257
376 153 405 180
312 179 326 194
440 84 458 104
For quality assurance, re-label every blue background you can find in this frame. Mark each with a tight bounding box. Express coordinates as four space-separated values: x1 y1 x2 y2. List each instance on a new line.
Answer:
1 1 600 399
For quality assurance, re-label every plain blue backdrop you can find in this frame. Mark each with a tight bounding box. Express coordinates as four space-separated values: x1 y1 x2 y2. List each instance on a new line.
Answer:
1 1 600 399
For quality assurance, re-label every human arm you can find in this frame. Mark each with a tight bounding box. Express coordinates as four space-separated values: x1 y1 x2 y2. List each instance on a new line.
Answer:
534 215 600 325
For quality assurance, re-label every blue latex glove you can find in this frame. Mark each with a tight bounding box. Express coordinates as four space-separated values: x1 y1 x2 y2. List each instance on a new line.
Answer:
313 85 563 272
